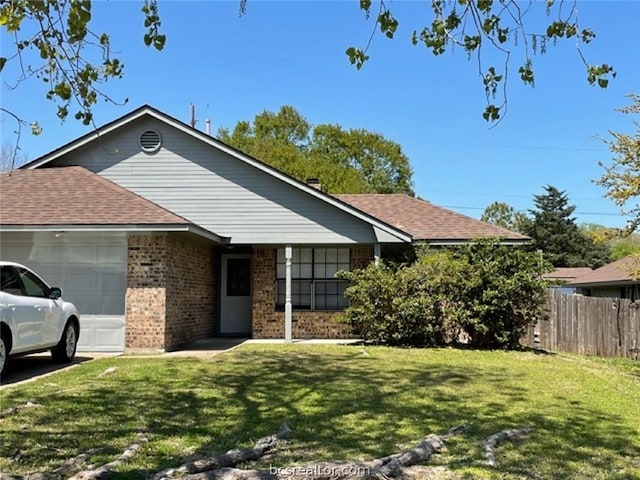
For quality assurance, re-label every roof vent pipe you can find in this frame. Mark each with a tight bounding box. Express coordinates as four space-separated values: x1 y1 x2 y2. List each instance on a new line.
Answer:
190 103 196 128
205 119 211 136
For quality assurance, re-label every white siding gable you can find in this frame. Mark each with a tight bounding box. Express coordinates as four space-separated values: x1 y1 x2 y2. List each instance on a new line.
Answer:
47 117 388 245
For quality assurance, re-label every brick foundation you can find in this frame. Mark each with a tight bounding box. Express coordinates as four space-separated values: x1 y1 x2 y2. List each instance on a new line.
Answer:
251 246 374 339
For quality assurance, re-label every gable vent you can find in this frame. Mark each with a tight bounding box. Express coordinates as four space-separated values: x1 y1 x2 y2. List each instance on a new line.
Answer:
139 129 162 153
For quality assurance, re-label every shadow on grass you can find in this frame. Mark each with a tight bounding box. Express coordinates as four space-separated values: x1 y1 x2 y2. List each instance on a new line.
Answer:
1 346 638 479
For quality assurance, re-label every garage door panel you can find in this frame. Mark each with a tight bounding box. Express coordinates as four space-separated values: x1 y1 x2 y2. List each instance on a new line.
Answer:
95 294 125 316
30 245 66 263
98 245 127 264
77 316 125 352
1 244 33 261
65 268 98 293
67 246 97 264
28 264 64 287
99 271 126 292
1 232 127 352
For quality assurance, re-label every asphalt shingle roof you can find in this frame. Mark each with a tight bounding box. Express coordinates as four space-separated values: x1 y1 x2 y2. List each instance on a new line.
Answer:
567 256 640 286
335 194 529 242
0 167 192 226
543 267 594 282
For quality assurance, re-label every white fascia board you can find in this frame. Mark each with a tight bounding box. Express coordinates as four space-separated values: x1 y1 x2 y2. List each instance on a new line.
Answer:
0 224 229 244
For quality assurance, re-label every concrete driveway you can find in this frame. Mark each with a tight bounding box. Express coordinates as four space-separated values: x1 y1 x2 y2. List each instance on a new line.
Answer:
1 353 118 388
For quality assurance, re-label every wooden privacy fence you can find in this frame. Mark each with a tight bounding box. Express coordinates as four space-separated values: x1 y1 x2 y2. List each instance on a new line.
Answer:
522 289 640 359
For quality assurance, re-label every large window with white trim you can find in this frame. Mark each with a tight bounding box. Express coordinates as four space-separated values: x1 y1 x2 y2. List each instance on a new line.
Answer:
276 247 350 311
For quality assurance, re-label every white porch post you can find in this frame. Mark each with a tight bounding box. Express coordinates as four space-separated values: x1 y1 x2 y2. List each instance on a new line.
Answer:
374 243 381 266
284 245 293 343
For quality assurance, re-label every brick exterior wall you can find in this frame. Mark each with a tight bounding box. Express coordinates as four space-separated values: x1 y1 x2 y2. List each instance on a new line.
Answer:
251 246 374 339
126 235 167 350
165 234 216 350
126 234 216 351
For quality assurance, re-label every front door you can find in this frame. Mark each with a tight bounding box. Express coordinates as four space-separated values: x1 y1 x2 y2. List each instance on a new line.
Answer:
220 254 252 335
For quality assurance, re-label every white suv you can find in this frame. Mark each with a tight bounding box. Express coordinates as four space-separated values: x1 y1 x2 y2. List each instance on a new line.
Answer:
0 261 80 375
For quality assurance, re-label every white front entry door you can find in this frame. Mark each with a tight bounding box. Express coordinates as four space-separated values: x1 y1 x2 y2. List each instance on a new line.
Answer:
220 254 252 335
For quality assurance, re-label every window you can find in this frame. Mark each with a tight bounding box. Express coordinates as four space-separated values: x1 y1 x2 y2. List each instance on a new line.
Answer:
18 268 50 297
1 266 23 295
226 258 251 296
276 247 350 311
0 266 50 297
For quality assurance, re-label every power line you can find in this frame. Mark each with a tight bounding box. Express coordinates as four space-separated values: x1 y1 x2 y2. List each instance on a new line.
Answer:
426 189 609 202
443 205 626 217
423 140 607 152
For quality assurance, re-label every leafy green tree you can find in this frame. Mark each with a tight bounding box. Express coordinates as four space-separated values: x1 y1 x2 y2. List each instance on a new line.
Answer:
480 201 528 233
1 0 612 141
309 124 414 194
339 240 549 349
349 0 613 122
523 185 610 268
596 94 640 235
580 223 640 261
610 235 640 260
218 106 414 195
0 0 164 142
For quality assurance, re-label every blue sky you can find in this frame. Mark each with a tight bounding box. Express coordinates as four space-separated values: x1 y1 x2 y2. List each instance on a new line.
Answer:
1 1 639 227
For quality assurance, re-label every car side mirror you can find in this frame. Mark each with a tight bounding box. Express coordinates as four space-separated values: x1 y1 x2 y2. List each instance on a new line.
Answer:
49 287 62 300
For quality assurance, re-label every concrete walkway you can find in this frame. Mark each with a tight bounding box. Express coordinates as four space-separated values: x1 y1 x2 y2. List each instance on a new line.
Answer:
164 337 362 358
163 337 249 357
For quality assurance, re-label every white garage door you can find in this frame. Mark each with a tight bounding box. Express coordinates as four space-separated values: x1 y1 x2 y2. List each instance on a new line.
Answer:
0 232 127 352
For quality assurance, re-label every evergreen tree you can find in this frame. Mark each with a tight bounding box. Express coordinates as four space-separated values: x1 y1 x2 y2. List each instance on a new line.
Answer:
524 185 610 268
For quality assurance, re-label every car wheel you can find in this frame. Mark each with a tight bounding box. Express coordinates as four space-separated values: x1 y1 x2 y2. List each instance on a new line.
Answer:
51 321 78 363
0 332 8 376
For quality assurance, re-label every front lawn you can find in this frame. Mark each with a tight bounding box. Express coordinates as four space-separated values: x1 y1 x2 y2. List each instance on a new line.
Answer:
1 345 639 479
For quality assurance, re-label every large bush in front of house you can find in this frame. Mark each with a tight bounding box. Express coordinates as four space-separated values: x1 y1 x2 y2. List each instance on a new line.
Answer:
455 240 550 348
339 240 549 349
337 251 468 346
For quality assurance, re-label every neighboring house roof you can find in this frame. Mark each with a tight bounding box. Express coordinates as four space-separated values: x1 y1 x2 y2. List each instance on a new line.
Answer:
567 256 640 287
22 105 412 244
543 267 593 283
0 167 227 243
335 194 529 244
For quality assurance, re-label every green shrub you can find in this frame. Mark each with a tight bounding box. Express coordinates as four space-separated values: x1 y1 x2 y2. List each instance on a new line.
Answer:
455 240 550 348
339 240 549 349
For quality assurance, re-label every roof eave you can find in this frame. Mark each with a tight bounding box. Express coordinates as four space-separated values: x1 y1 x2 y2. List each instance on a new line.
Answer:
0 223 230 244
414 238 531 246
568 280 638 288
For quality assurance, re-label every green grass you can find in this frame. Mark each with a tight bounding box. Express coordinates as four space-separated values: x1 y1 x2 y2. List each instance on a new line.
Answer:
1 345 639 479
